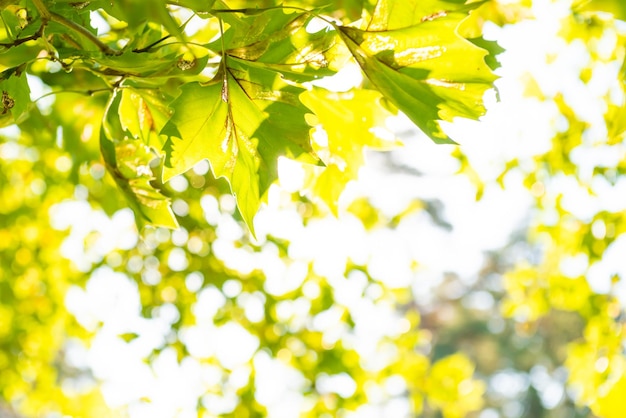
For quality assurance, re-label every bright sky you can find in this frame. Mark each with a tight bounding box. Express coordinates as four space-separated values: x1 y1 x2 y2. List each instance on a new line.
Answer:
31 0 626 416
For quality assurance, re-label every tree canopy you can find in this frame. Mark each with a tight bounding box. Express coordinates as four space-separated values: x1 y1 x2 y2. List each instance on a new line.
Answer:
1 0 498 232
1 0 626 417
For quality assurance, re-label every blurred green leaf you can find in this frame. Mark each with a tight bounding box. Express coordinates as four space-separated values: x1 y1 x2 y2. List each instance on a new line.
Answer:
0 71 30 125
101 91 178 228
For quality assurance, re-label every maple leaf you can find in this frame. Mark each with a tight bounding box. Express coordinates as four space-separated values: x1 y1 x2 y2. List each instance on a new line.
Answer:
101 91 178 229
337 0 497 143
161 59 319 233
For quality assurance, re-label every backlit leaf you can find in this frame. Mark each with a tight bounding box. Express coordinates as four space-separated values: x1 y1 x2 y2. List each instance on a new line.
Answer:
301 88 400 214
0 71 30 126
101 91 178 229
212 7 340 82
573 0 626 20
337 0 497 143
368 0 470 30
161 59 320 233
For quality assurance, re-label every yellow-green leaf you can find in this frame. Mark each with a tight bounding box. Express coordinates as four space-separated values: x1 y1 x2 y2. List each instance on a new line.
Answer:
161 60 320 233
101 92 178 229
336 1 497 144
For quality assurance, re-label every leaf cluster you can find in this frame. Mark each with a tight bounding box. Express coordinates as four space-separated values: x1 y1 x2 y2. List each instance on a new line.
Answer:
1 0 497 232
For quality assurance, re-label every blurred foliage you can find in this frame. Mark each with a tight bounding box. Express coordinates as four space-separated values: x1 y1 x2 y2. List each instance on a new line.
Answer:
492 0 626 417
1 0 626 418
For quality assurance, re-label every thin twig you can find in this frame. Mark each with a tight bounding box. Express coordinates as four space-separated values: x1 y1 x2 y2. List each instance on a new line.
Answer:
133 12 195 53
218 17 229 103
49 12 121 55
0 25 45 48
30 0 121 55
31 0 51 21
133 35 173 53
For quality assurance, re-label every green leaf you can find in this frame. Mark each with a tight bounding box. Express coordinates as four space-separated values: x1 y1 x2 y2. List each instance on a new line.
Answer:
1 6 24 40
101 91 178 229
368 0 469 30
161 60 320 233
0 43 42 72
336 0 497 144
100 0 188 42
573 0 626 20
212 8 339 82
320 0 375 22
0 70 30 126
173 0 218 12
467 36 504 71
88 46 209 79
118 87 171 149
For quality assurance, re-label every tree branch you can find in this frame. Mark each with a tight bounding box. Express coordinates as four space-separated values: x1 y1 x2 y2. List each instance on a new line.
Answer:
49 12 121 55
30 0 120 55
0 25 44 48
30 0 51 21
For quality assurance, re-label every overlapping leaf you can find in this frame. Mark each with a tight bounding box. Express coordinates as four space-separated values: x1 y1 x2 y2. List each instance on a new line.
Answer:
83 31 210 79
161 59 320 233
337 0 497 143
212 7 340 82
118 87 171 149
0 71 30 127
98 0 196 42
0 5 42 71
573 0 626 20
301 88 400 214
101 91 178 228
1 0 499 235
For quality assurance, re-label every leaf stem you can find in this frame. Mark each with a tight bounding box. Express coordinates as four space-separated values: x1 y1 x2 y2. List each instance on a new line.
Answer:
133 35 173 53
0 24 45 48
31 0 51 21
218 16 229 103
133 10 197 53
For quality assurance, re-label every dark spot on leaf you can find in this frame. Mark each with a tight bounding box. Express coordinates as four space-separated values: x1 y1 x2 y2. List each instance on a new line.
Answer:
2 91 15 114
69 1 90 9
421 11 447 22
177 57 196 71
